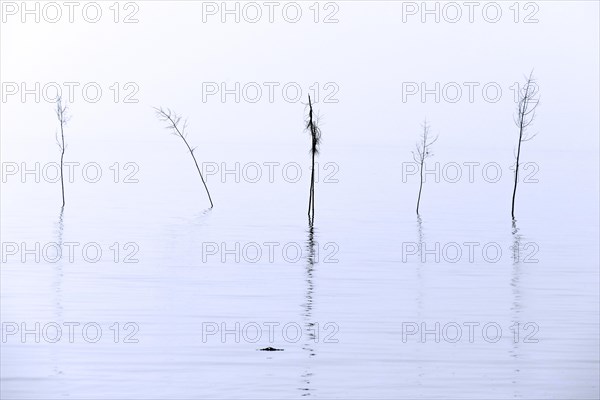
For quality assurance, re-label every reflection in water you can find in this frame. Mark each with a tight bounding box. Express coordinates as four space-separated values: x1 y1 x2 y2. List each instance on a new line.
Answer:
510 219 523 325
414 216 425 386
510 218 523 395
174 207 213 231
415 215 424 316
195 207 213 218
299 222 317 396
511 219 522 266
56 207 65 245
53 206 65 316
162 208 213 263
52 206 65 379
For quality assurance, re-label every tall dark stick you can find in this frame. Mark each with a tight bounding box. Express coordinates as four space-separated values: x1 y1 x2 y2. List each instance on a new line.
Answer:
305 95 321 222
416 151 424 215
155 107 214 209
308 97 314 218
55 97 68 208
412 119 437 215
511 71 539 219
311 147 315 219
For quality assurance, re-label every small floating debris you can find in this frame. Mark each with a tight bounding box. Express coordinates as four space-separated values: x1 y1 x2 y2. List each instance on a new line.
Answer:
259 347 284 352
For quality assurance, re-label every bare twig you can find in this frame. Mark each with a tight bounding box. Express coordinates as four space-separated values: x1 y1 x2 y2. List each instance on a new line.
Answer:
154 107 214 209
412 119 438 215
55 96 68 207
511 71 539 219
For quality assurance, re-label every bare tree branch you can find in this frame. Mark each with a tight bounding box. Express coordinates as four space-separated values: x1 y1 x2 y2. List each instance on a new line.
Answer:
511 71 540 219
155 107 214 209
415 119 438 215
55 96 68 208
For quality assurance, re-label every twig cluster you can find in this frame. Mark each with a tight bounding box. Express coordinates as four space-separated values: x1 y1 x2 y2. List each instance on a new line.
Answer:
52 72 538 222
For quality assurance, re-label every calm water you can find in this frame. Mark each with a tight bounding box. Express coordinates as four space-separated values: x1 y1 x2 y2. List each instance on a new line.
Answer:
2 1 599 397
1 142 598 399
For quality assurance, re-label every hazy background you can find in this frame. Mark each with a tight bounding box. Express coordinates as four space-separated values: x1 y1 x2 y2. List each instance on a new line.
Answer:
1 1 599 399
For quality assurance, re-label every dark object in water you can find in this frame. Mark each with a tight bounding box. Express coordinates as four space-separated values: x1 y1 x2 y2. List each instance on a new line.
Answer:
305 95 321 223
259 347 284 351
